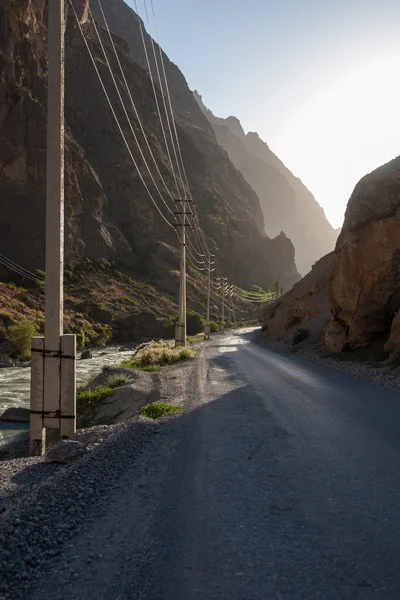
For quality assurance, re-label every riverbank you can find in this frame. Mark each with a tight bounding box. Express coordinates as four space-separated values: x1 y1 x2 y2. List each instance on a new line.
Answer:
0 345 138 449
0 344 198 600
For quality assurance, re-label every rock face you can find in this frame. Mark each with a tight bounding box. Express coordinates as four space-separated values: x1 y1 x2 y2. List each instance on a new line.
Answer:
194 92 339 276
0 0 300 299
325 157 400 352
263 252 335 344
264 156 400 355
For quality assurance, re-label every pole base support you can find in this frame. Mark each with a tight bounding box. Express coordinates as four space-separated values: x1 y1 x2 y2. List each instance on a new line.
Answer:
204 323 211 340
175 323 186 347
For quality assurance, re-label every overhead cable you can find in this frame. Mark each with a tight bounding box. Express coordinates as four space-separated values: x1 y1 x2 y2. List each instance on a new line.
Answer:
69 0 174 228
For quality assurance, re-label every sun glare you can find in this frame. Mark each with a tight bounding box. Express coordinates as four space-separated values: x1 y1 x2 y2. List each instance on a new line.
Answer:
277 52 400 228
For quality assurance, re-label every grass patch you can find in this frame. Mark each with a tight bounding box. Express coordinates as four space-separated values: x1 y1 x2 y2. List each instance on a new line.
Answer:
138 402 181 419
187 333 204 344
105 373 130 388
77 386 114 408
121 341 194 369
77 384 115 428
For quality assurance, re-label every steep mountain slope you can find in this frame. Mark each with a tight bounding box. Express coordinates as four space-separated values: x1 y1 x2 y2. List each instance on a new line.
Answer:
0 0 299 306
262 155 400 356
194 92 339 275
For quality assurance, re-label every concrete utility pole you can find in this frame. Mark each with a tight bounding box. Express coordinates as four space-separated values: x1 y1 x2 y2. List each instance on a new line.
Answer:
230 288 237 328
221 277 228 333
30 0 76 456
205 255 212 340
175 196 187 346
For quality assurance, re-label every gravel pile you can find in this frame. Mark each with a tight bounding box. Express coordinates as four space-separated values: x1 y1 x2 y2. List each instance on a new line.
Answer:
0 417 158 600
255 334 400 394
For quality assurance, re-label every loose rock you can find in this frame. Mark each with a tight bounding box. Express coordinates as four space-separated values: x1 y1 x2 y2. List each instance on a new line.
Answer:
44 440 87 465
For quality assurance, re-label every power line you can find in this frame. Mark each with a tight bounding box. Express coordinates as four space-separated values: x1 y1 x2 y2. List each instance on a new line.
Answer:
89 7 176 220
0 253 45 281
133 0 184 201
69 0 174 229
0 256 44 284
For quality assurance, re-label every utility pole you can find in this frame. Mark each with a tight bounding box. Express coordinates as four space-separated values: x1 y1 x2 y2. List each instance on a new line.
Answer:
175 195 187 346
231 288 237 328
227 285 232 328
30 0 76 456
205 254 212 340
221 277 228 333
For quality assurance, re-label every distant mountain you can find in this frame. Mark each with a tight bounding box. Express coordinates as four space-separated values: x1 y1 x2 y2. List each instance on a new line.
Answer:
194 92 339 275
0 0 300 301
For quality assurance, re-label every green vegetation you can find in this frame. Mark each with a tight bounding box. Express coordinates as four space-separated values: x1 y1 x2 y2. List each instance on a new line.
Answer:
187 333 205 344
105 373 131 388
121 341 195 369
125 297 138 306
7 319 39 359
138 402 181 419
186 311 205 335
76 324 113 350
77 385 114 409
292 327 309 345
271 280 284 295
210 321 220 333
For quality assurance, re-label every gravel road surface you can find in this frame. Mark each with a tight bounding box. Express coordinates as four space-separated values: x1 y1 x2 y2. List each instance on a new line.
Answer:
22 330 400 598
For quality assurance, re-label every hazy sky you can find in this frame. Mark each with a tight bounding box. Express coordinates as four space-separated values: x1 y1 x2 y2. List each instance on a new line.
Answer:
129 0 400 228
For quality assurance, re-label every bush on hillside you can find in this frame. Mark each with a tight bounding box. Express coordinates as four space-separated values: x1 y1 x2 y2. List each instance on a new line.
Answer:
7 319 39 359
187 311 205 335
210 321 220 333
292 327 309 345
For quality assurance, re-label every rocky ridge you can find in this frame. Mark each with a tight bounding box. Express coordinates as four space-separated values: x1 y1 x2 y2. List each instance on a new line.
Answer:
194 91 339 276
0 0 300 321
262 156 400 358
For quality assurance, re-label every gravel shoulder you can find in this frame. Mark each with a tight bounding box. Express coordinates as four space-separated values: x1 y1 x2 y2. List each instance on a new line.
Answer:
0 351 200 600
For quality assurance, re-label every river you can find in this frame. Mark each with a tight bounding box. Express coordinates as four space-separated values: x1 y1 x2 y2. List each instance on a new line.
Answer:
0 346 134 448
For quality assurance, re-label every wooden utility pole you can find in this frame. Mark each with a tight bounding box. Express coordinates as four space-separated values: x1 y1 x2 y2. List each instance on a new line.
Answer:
175 197 187 346
30 0 76 455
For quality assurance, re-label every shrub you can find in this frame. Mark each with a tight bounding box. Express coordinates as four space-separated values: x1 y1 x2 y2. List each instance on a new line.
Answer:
210 321 220 333
105 373 130 388
292 327 309 345
187 311 205 335
76 385 114 409
7 319 39 359
95 325 113 347
138 402 181 419
121 341 194 369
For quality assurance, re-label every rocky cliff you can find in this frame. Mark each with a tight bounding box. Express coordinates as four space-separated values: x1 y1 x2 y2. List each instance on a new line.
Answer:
262 156 400 356
194 92 339 276
0 0 300 308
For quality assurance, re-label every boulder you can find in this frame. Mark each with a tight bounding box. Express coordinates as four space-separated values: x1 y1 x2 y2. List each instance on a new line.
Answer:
0 407 29 422
44 440 87 464
88 307 113 325
116 312 163 342
0 359 14 368
81 349 93 359
324 319 348 354
385 312 400 353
